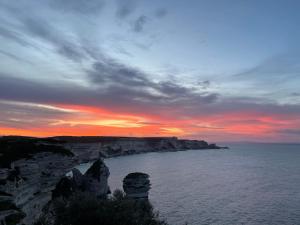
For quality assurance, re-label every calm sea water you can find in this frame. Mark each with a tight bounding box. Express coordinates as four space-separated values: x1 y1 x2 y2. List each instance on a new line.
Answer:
77 143 300 225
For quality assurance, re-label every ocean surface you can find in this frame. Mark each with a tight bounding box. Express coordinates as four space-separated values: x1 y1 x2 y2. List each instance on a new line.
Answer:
77 143 300 225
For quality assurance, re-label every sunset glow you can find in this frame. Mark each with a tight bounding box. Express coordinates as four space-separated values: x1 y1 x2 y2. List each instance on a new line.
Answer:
1 99 299 142
1 0 300 142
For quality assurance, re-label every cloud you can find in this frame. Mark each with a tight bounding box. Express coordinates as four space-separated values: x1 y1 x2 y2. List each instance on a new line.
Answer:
291 92 300 96
49 0 106 14
278 129 300 135
0 5 89 62
132 15 148 33
197 80 210 89
155 8 168 18
0 100 76 129
0 50 33 64
0 56 219 119
1 2 209 112
233 53 300 85
21 17 85 62
2 63 300 124
0 26 31 47
1 70 300 141
115 0 138 19
87 57 219 108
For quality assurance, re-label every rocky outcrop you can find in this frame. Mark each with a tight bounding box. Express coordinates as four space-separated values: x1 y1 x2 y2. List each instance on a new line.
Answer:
52 159 110 201
83 159 110 197
53 159 110 200
0 140 102 225
123 173 151 199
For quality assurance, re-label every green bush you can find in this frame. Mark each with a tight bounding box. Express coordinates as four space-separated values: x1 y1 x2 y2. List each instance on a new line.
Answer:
54 190 168 225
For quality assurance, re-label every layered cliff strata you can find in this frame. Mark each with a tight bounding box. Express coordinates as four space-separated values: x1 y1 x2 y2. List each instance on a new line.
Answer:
0 138 101 225
61 136 223 157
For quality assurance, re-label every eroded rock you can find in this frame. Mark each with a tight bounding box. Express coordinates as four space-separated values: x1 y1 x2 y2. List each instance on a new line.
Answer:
123 172 151 199
52 159 110 200
83 159 110 198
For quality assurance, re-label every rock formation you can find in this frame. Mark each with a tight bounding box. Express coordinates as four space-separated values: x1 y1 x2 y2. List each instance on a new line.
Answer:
0 139 102 225
83 159 110 197
52 159 110 200
123 173 151 199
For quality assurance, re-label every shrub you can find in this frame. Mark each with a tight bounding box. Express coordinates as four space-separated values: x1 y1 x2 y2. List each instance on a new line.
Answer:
54 190 168 225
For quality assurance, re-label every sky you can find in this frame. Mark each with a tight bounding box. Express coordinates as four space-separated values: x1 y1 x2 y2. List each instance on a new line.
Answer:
1 0 300 142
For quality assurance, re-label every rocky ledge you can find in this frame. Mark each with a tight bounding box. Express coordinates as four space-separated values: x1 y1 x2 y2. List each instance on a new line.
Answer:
0 136 225 224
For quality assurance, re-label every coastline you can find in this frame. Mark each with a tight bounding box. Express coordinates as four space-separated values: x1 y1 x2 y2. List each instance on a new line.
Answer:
0 135 226 224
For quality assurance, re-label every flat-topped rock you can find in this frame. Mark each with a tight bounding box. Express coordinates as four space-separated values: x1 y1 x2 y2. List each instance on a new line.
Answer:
123 172 151 199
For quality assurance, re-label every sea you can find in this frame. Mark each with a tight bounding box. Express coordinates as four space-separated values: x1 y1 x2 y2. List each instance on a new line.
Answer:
77 143 300 225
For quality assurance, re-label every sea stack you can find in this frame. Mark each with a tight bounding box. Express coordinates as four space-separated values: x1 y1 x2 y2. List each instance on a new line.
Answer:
83 159 110 198
123 172 151 199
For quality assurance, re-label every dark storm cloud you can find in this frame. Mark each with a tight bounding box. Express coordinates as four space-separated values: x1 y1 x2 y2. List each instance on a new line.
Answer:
115 0 138 18
49 0 106 14
132 15 148 33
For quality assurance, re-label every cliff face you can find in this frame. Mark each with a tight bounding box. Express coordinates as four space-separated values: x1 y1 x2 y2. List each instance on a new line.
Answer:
0 139 101 225
0 136 222 224
62 136 221 157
